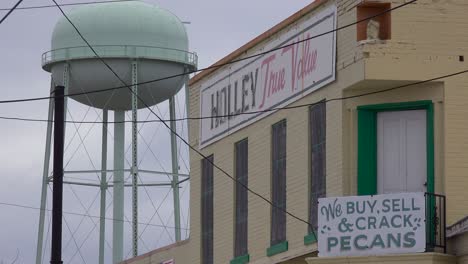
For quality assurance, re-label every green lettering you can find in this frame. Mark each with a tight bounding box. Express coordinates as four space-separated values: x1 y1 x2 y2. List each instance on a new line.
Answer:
356 202 365 214
382 199 391 213
379 216 390 228
347 202 354 214
402 199 410 211
356 217 366 230
392 199 400 212
403 232 416 248
371 234 385 249
403 214 413 228
327 237 339 252
354 235 368 250
341 236 351 251
412 198 420 211
387 233 401 248
391 215 402 228
367 200 377 214
368 216 377 229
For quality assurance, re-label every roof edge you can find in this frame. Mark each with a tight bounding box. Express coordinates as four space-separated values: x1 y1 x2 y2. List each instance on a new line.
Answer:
119 239 190 263
188 0 328 86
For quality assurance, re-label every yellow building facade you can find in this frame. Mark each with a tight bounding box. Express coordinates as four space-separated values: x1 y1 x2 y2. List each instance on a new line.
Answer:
122 0 468 263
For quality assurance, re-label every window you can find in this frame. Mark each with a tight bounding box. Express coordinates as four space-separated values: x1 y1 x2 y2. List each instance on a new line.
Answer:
201 155 214 264
271 120 287 246
357 2 391 41
234 139 248 258
309 102 326 233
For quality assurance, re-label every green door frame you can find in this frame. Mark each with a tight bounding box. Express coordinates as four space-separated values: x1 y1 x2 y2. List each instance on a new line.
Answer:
357 100 434 195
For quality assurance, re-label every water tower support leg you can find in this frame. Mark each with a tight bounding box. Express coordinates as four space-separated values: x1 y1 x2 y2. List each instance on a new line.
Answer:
113 111 125 264
131 61 139 257
99 109 108 264
169 96 181 242
62 63 69 136
35 83 55 264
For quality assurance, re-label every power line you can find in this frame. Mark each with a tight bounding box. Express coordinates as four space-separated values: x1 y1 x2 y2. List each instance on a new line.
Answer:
12 0 416 245
0 0 24 24
0 0 417 105
50 1 187 257
0 0 134 11
0 201 189 230
1 67 468 125
50 0 333 235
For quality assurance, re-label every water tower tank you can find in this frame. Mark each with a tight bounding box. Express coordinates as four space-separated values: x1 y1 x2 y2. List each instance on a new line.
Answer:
41 1 197 110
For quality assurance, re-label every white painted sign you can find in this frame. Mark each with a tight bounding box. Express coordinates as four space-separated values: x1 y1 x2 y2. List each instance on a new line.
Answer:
199 5 337 148
161 259 174 264
318 192 426 257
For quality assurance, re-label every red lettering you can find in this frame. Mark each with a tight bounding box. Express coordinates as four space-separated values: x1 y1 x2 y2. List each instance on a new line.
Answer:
282 38 300 91
259 54 276 109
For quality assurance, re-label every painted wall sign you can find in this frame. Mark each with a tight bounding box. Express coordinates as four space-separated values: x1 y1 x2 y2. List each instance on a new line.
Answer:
199 5 337 148
161 259 174 264
318 192 426 257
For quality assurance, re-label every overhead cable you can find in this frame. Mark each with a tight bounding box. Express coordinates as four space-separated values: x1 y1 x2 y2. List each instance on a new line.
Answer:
0 0 417 105
0 67 467 124
0 201 189 230
50 0 387 235
0 0 24 24
0 0 134 11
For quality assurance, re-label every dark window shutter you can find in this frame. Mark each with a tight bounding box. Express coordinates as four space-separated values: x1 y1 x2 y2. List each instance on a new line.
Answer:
309 102 326 233
271 120 287 245
234 139 248 257
202 155 214 264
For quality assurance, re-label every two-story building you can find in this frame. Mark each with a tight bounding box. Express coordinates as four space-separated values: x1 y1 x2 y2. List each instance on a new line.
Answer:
122 0 468 263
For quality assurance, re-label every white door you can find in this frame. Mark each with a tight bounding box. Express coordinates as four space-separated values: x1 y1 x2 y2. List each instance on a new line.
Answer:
377 110 427 194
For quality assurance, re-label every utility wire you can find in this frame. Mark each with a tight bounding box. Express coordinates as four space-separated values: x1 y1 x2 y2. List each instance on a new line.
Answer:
50 0 321 235
0 0 24 24
0 201 189 230
0 0 134 11
1 67 468 125
0 0 417 105
0 1 422 246
51 0 191 254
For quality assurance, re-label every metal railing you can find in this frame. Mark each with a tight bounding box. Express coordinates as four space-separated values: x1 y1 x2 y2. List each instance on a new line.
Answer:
425 192 446 253
41 45 198 68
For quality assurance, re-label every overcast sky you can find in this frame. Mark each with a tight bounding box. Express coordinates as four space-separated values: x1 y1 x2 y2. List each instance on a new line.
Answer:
0 0 313 263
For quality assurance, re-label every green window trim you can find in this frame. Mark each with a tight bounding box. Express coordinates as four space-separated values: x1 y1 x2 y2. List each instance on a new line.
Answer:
230 254 250 264
266 240 288 257
304 233 317 245
357 100 435 195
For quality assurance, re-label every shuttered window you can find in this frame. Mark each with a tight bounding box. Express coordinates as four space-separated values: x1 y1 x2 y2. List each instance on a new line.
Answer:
201 155 214 264
234 139 248 257
271 120 287 245
309 102 326 233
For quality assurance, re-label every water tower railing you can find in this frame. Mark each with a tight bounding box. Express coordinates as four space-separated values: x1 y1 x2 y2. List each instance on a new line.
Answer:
42 45 198 69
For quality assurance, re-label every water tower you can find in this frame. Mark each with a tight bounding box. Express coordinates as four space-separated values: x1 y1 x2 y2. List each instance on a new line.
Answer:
36 2 197 263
